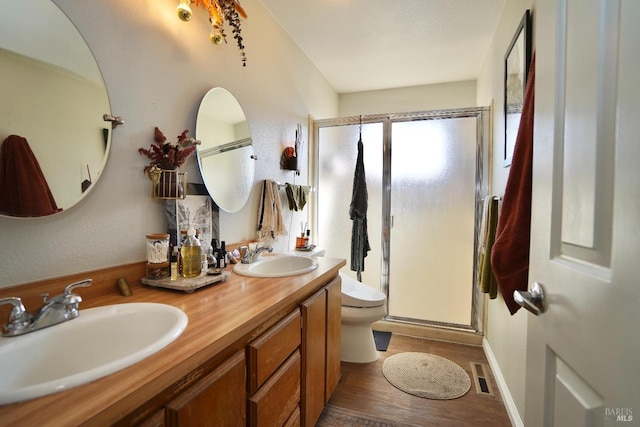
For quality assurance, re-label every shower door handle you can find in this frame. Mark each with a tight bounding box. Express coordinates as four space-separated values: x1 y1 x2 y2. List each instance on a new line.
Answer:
513 282 547 315
390 215 394 228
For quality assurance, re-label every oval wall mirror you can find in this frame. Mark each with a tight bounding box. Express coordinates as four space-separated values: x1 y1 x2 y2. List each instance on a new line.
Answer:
0 0 112 218
196 88 255 213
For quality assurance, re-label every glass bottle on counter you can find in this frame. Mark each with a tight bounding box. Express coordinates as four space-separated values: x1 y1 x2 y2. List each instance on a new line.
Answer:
217 241 227 269
207 238 217 269
170 247 179 280
181 226 202 278
304 229 310 248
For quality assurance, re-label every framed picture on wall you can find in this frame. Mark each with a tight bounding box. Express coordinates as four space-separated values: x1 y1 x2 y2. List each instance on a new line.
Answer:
165 183 219 249
503 9 532 167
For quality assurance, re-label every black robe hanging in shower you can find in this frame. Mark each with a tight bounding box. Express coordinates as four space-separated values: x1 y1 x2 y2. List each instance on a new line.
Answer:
350 136 370 281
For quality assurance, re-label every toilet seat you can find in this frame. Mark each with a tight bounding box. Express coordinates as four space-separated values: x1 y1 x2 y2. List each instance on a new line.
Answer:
340 274 386 308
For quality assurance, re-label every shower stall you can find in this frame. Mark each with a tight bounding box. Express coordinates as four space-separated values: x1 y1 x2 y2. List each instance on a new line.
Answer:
311 107 489 331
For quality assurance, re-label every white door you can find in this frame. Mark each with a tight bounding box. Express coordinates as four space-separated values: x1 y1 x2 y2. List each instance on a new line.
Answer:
525 0 640 426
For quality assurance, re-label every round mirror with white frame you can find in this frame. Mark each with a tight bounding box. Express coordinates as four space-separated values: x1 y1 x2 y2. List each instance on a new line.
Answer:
0 0 112 218
196 87 255 213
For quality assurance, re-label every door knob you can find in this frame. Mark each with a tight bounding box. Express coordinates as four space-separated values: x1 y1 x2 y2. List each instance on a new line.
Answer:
514 282 546 315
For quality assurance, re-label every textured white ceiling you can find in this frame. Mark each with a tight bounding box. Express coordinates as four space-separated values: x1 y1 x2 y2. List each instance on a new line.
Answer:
259 0 506 93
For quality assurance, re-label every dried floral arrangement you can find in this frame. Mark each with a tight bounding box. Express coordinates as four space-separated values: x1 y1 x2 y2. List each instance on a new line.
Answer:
195 0 248 66
138 127 198 174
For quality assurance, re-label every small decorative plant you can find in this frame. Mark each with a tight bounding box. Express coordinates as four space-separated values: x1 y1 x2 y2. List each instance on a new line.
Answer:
138 127 198 174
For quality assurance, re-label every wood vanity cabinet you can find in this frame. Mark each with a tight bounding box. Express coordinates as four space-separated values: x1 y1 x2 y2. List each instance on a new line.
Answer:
129 275 341 427
247 275 341 427
301 276 341 427
0 260 347 426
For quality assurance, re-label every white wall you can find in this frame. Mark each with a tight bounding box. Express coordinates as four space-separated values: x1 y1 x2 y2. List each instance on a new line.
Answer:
0 0 337 287
339 80 477 117
476 0 536 422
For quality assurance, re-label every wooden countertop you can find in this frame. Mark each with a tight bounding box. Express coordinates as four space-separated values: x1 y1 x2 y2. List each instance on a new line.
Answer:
0 257 346 426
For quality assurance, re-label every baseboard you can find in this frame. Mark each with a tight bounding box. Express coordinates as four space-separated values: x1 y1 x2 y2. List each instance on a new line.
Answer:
482 337 524 427
372 320 483 346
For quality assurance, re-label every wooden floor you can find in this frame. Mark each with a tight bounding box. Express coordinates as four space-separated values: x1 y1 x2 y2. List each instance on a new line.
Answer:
318 333 512 427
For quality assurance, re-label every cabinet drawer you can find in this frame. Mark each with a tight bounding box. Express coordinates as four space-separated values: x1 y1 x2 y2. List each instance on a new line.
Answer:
283 406 300 427
248 350 301 427
138 409 165 427
248 309 301 393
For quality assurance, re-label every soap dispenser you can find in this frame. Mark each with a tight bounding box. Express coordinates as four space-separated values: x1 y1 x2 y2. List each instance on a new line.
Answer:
181 226 202 278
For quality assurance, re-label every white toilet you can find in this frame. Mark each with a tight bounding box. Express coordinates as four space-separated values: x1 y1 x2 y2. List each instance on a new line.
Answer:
340 274 387 363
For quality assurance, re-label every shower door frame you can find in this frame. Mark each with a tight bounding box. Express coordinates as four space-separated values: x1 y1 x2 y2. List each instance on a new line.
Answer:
311 107 490 333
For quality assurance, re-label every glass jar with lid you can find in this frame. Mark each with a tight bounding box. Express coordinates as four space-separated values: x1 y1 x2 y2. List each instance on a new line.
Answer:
146 233 170 279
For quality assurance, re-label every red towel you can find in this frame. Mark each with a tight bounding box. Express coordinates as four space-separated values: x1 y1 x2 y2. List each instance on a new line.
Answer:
0 134 61 217
491 52 535 315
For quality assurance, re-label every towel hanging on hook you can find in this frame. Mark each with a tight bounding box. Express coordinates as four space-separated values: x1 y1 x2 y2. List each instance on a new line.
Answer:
350 120 370 281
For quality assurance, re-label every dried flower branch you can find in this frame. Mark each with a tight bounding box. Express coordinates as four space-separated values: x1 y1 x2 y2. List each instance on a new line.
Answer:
194 0 247 66
138 127 197 174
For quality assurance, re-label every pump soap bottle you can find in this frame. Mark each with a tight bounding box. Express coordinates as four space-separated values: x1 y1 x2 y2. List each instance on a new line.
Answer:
181 226 202 278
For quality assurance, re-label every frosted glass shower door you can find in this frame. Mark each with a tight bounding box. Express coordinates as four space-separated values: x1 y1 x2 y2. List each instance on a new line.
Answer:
317 123 383 289
388 118 477 326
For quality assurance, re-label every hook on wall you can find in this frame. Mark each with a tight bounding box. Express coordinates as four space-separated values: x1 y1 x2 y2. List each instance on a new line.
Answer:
103 113 124 129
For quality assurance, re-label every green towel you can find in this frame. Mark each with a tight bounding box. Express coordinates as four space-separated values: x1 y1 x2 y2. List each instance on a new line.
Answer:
285 183 309 211
479 197 499 299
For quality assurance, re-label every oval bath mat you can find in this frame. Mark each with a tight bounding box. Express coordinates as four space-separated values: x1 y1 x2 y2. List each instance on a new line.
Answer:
382 352 471 400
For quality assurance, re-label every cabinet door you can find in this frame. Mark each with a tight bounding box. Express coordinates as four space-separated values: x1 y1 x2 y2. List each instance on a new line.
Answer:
324 276 341 402
166 350 246 427
300 289 326 427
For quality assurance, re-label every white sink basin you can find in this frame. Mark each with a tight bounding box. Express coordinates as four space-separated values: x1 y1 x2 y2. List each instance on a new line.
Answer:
233 254 318 277
0 302 187 405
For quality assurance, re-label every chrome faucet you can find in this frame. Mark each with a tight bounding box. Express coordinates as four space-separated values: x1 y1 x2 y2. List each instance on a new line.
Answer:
0 279 92 337
240 245 273 264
